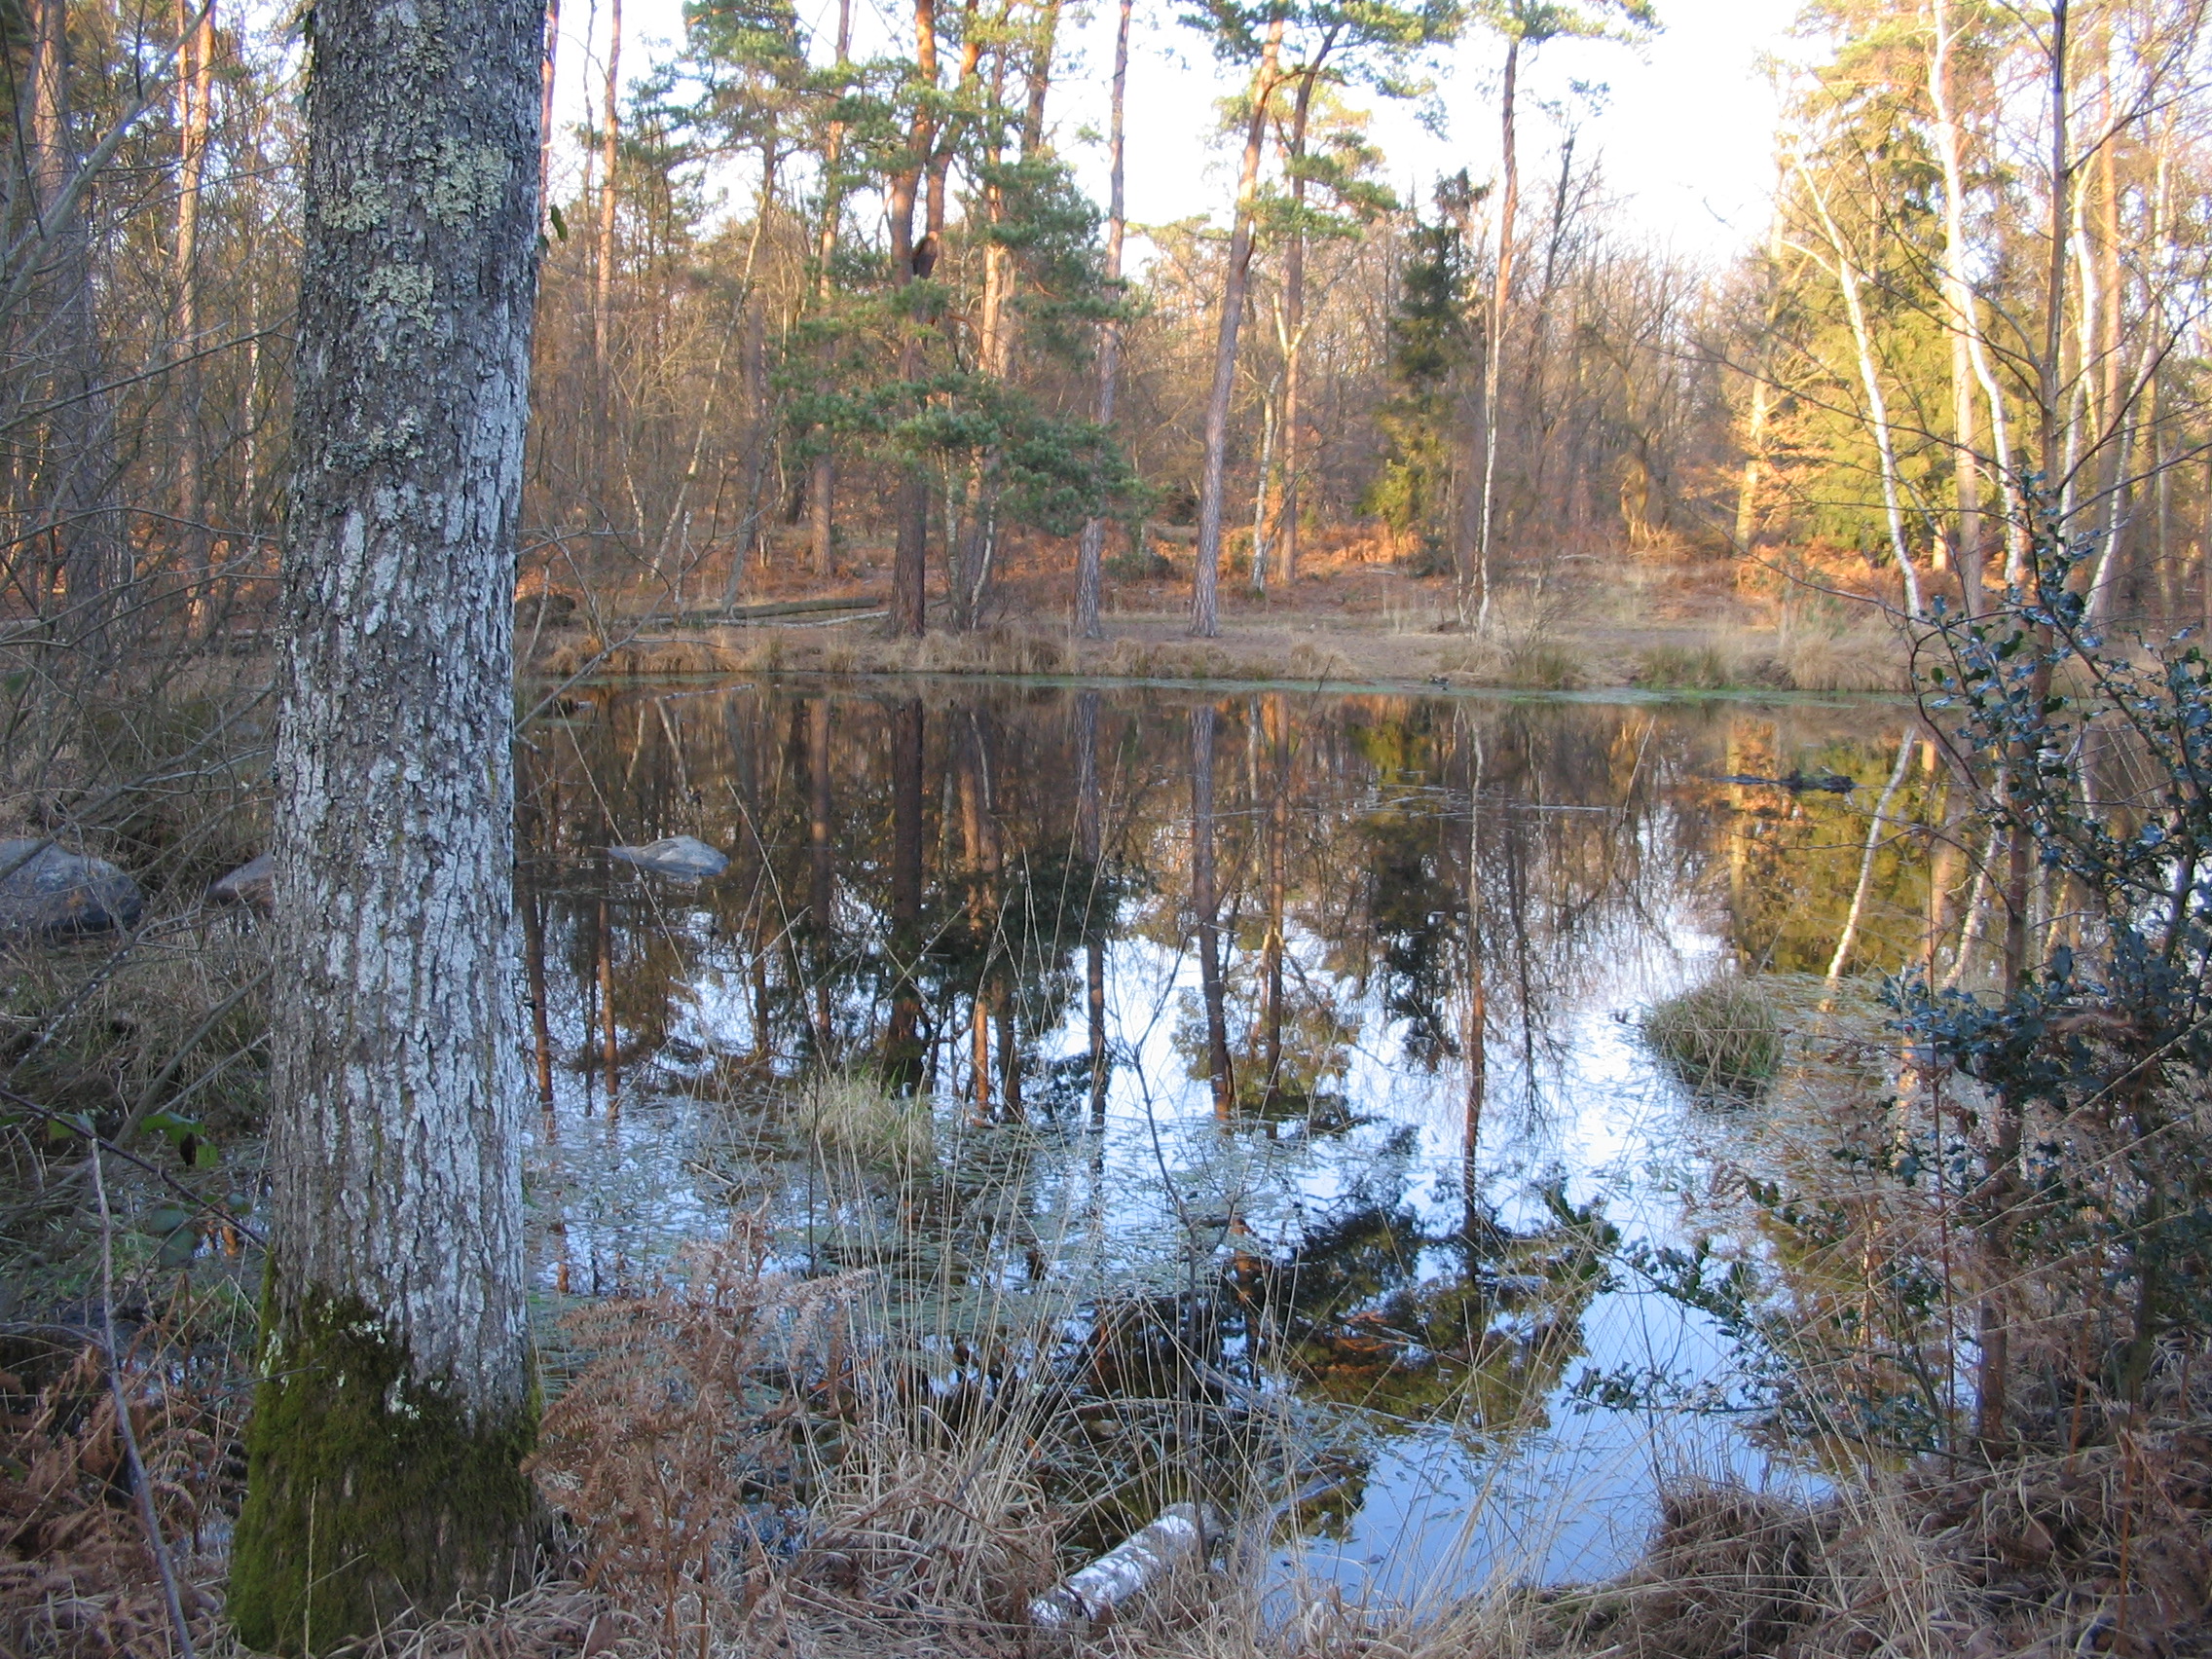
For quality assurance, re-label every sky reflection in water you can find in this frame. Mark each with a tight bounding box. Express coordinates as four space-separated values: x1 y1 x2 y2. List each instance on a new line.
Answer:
517 681 1934 1607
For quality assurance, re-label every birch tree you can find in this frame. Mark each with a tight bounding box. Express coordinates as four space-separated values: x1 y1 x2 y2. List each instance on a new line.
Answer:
1073 0 1130 638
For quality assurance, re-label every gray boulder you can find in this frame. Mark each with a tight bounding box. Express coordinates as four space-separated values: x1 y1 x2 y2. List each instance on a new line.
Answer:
0 838 143 938
208 853 275 911
608 835 728 880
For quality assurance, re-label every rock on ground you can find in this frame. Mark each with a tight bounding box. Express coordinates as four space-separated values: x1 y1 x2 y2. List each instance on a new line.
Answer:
608 836 729 879
208 853 275 911
0 839 144 938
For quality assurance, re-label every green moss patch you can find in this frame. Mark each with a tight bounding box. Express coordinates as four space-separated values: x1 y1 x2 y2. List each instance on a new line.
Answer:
228 1287 538 1654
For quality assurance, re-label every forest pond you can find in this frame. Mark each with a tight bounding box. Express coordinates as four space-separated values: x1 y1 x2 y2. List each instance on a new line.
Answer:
517 679 1939 1608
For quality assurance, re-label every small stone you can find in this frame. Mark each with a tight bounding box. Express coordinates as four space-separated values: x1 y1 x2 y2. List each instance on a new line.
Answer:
608 835 728 879
0 838 143 939
208 853 274 911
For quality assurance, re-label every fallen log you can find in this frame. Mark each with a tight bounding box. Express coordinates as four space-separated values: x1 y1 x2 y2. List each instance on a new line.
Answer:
1028 1503 1218 1629
673 595 880 627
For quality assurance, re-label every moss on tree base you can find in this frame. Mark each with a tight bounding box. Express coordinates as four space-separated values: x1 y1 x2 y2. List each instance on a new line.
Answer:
228 1289 540 1655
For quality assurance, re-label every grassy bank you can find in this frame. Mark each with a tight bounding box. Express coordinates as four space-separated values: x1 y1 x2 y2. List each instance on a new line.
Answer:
527 555 1916 695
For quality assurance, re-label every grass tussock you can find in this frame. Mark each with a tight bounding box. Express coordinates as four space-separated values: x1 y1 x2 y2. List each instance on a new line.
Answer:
1641 974 1784 1095
1777 616 1909 693
1446 634 1589 691
1635 643 1737 691
800 1072 935 1170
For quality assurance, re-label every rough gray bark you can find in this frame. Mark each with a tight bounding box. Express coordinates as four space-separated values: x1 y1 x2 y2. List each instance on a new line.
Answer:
229 0 545 1640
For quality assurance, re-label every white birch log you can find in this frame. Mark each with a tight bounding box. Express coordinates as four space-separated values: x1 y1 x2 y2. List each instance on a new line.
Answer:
1028 1503 1217 1629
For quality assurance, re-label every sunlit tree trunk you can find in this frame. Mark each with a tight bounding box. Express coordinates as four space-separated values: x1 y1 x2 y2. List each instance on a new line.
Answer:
537 0 559 216
1733 200 1784 557
1274 66 1319 589
227 0 546 1637
889 0 940 637
1190 16 1283 638
594 0 620 366
1928 0 1985 612
175 0 216 635
809 0 853 579
1472 32 1520 632
1072 0 1130 640
1794 159 1925 619
1929 0 2027 587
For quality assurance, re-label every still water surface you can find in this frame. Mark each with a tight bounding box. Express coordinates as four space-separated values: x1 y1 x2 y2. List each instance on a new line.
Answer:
516 680 1936 1607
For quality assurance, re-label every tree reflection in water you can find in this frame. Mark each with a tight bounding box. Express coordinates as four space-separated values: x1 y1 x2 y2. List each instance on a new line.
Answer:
520 681 1939 1595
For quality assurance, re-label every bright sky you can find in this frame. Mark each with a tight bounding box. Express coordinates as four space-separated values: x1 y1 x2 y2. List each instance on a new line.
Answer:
548 0 1798 268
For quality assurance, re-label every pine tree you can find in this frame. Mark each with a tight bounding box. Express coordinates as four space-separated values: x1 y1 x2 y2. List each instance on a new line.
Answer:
1366 187 1471 570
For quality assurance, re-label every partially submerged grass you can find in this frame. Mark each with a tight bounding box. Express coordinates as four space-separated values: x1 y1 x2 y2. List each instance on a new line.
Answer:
1642 974 1784 1095
800 1071 935 1171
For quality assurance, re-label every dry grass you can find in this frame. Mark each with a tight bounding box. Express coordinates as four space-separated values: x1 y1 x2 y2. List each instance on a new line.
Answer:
1 1309 246 1659
21 1200 2212 1659
1 927 271 1140
1777 614 1911 694
1635 641 1743 691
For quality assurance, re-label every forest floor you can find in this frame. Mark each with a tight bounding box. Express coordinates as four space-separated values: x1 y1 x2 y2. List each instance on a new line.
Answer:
533 534 1917 695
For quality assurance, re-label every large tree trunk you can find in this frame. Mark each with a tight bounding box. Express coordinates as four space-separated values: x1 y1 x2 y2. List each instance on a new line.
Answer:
1190 17 1282 638
227 0 546 1641
1072 0 1130 639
